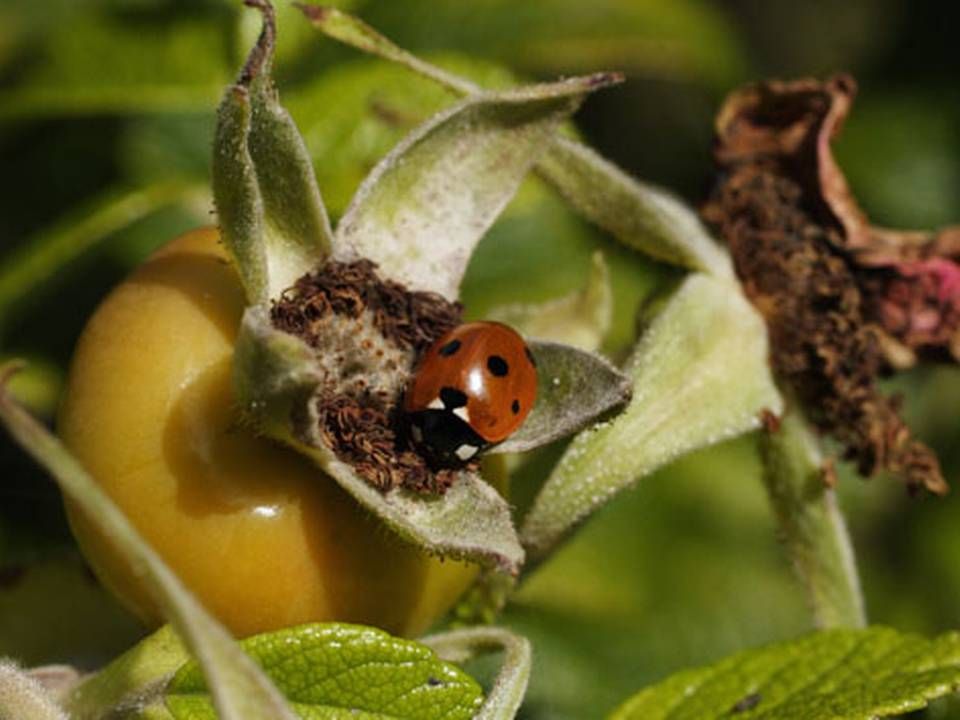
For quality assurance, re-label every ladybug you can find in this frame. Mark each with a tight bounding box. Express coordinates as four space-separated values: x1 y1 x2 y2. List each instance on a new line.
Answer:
404 321 538 466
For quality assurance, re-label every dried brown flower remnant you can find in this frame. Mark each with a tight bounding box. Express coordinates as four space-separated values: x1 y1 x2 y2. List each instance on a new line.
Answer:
272 260 464 494
862 257 960 365
273 259 462 356
703 75 951 494
315 395 464 494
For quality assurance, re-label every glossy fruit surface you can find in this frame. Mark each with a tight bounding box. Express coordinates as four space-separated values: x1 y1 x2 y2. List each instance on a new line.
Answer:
59 227 494 638
404 322 537 464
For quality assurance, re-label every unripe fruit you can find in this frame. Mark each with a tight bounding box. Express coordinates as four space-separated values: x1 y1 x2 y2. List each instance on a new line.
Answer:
59 228 492 638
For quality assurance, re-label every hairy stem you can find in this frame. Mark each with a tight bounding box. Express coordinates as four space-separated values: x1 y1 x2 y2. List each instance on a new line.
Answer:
423 627 531 720
760 407 866 629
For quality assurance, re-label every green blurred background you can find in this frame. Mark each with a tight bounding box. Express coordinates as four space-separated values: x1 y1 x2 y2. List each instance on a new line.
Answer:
1 1 959 718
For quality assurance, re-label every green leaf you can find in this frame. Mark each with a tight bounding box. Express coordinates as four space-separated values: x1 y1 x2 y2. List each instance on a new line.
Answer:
610 627 960 719
760 408 865 630
233 312 524 575
65 626 189 720
424 627 531 720
332 73 620 300
0 367 298 720
493 339 631 455
0 661 66 720
165 624 483 720
486 250 612 352
213 1 333 306
301 5 732 279
521 274 783 558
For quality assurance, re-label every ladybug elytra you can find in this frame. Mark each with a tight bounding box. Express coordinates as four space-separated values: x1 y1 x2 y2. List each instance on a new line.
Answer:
404 321 538 466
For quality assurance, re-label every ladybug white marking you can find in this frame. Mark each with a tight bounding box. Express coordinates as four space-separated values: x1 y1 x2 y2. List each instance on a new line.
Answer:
455 444 478 461
453 406 470 422
467 368 484 395
428 397 444 410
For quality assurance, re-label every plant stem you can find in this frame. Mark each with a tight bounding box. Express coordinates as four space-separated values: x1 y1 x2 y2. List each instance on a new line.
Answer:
423 627 531 720
759 407 866 629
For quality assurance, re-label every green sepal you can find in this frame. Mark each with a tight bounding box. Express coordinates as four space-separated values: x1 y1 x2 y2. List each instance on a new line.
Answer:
233 305 321 436
295 438 525 576
299 4 733 279
332 73 621 300
493 340 631 455
486 250 612 352
213 0 333 306
536 136 734 278
521 274 783 559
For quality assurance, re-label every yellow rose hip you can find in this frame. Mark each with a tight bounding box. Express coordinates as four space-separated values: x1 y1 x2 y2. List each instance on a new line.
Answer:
59 228 486 638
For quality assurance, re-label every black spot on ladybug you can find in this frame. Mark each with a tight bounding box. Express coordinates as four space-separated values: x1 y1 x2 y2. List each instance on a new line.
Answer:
511 399 520 414
438 339 461 357
487 355 509 377
440 386 468 409
525 346 537 367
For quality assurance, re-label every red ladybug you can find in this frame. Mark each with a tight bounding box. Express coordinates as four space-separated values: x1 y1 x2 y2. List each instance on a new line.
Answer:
404 321 538 466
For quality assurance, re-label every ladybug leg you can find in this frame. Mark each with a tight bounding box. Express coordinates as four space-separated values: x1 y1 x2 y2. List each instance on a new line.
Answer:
405 409 486 468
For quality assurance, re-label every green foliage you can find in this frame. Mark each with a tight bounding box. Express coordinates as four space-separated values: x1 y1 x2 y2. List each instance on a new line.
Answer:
424 627 531 720
286 406 526 575
496 339 631 455
0 372 298 720
0 182 205 331
66 626 188 720
284 56 515 216
227 6 636 578
0 7 232 118
331 74 616 301
611 626 960 719
164 624 483 720
535 136 733 278
3 2 960 719
360 0 747 87
304 5 732 281
0 553 141 670
760 410 865 630
521 274 782 559
486 251 612 352
835 93 960 230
